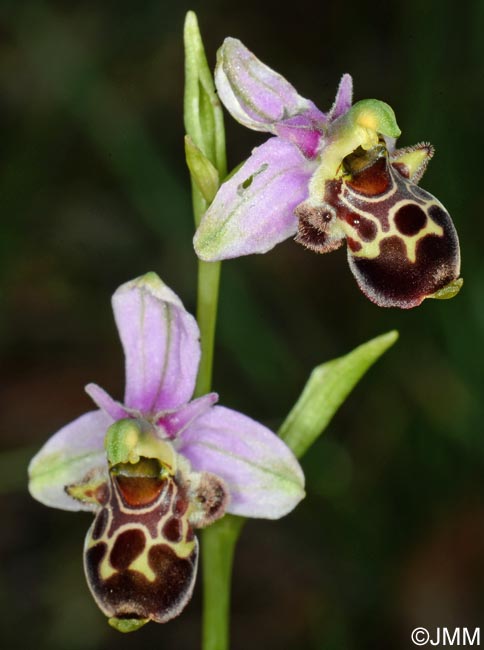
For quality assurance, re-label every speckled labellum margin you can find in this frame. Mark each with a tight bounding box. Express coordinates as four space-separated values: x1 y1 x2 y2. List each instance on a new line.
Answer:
67 419 228 633
295 141 462 308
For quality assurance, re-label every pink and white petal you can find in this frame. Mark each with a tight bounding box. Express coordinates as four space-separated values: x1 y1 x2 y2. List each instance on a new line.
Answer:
194 137 314 261
28 410 113 512
216 38 314 132
328 73 353 121
274 107 326 158
112 273 200 414
85 383 129 420
176 406 305 519
159 393 218 439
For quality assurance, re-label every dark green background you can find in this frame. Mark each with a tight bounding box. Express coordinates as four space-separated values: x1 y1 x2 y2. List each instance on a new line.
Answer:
1 1 483 648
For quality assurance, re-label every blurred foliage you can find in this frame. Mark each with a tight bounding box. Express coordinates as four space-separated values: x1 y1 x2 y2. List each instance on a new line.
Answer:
1 1 484 649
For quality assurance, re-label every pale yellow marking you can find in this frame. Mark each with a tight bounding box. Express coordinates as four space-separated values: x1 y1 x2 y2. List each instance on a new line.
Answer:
155 513 196 560
391 203 443 263
171 537 197 559
337 187 383 256
128 451 140 464
339 197 444 262
129 548 156 582
392 147 433 179
357 111 379 132
66 479 105 505
99 555 117 580
360 128 380 151
125 427 140 451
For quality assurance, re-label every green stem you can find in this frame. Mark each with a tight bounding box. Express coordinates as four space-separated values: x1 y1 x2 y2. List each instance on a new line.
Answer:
191 177 221 400
201 516 245 650
183 12 234 650
195 258 221 397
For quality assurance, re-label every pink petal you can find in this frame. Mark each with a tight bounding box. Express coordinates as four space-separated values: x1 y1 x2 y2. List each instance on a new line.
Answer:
175 406 305 519
85 383 129 420
194 137 314 260
216 38 325 133
28 410 112 512
274 108 325 158
328 73 353 121
112 273 200 414
159 393 218 439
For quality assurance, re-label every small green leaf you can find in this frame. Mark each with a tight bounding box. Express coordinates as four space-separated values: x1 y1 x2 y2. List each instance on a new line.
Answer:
183 11 226 179
185 135 220 204
279 330 399 458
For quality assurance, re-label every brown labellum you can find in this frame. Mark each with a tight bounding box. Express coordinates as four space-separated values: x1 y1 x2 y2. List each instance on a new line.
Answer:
80 457 228 630
295 145 461 308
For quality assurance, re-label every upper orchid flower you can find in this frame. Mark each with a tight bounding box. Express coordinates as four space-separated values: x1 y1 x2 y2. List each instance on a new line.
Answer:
194 39 461 309
28 273 304 632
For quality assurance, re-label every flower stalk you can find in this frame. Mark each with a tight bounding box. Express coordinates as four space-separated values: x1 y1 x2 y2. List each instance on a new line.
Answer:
201 515 244 650
184 10 227 400
184 12 235 650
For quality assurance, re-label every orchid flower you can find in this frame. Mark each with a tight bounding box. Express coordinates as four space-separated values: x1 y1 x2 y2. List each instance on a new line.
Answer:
194 39 461 309
28 273 304 632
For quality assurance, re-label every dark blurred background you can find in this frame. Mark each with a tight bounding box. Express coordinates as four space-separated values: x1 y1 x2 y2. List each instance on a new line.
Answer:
1 1 483 648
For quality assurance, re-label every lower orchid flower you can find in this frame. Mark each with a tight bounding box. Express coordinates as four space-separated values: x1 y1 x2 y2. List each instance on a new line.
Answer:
193 38 462 309
28 273 304 632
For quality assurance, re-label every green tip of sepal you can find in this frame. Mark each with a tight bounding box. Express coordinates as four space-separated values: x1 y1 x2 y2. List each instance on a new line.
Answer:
128 271 165 293
139 270 161 285
184 10 197 27
428 277 463 300
349 99 401 139
183 11 202 56
108 617 149 633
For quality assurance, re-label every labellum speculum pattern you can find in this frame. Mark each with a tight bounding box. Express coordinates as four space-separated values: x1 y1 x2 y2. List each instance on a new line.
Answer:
28 273 306 632
67 419 228 633
295 142 462 308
